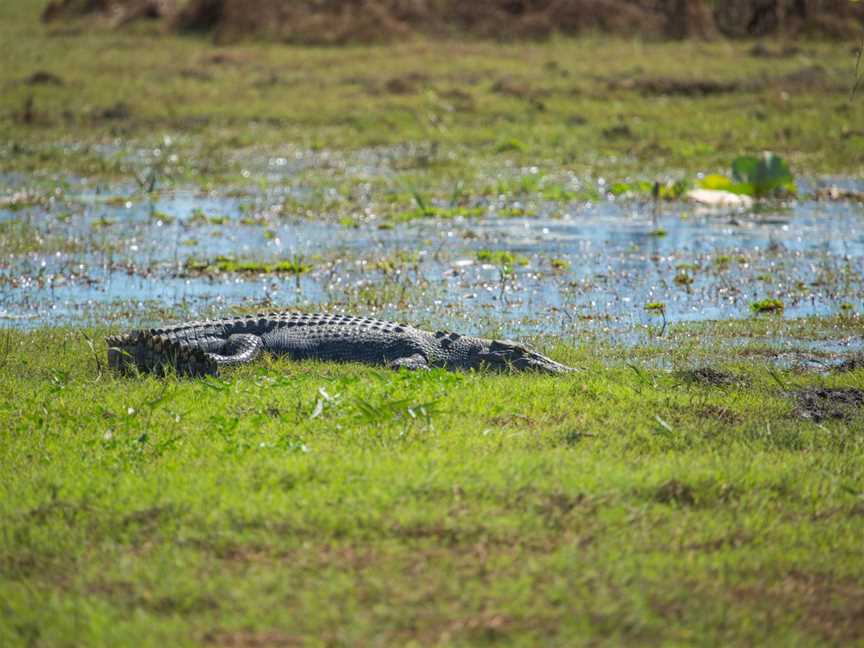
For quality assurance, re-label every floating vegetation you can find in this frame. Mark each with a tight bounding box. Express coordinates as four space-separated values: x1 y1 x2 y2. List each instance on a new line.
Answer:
390 188 484 223
0 191 50 210
239 215 268 226
374 251 420 274
751 298 785 314
496 206 538 218
698 152 796 198
714 255 732 269
731 153 796 197
90 215 117 228
476 250 529 268
184 256 311 275
0 220 43 255
600 154 794 204
486 175 587 202
392 205 484 222
610 180 654 197
674 271 695 286
189 208 228 225
104 196 132 207
610 179 690 200
150 210 175 225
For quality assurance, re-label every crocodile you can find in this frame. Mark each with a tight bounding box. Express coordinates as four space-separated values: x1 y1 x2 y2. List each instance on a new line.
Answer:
106 312 574 377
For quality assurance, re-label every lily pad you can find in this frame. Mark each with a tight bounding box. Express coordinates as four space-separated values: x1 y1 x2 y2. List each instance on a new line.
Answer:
731 152 796 198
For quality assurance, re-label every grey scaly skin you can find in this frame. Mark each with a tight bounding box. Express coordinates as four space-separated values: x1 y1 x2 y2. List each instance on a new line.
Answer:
106 312 575 377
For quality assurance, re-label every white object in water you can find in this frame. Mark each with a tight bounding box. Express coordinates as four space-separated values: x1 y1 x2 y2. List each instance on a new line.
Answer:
685 189 754 209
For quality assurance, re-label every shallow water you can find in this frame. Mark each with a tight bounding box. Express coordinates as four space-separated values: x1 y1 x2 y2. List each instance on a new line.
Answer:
1 172 863 352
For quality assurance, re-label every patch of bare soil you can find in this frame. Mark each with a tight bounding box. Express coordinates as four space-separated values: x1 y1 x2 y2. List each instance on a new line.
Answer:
694 404 743 425
735 570 864 643
609 77 741 96
749 41 801 58
609 64 841 98
22 71 65 86
491 76 543 100
793 387 864 422
770 65 838 91
92 101 132 121
833 354 864 372
383 72 430 95
677 367 744 386
654 479 696 506
203 631 302 647
601 124 635 140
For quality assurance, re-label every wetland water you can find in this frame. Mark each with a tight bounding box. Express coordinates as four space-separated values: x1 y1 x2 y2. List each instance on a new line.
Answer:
1 166 863 350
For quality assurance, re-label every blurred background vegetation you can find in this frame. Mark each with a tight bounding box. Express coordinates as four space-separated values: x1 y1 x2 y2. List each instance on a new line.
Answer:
39 0 864 44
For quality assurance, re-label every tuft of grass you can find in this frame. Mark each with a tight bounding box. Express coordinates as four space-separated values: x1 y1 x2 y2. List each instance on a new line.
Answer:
184 256 311 275
495 138 527 153
476 249 530 268
751 298 785 314
391 205 484 223
674 271 695 286
550 258 571 271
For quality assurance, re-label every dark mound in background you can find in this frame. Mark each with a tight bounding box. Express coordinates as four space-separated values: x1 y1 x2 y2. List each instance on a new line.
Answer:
42 0 864 42
42 0 175 27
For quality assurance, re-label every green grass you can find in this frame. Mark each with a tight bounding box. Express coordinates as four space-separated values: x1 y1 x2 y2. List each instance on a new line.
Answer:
2 327 864 645
184 256 311 275
1 0 863 191
751 298 786 314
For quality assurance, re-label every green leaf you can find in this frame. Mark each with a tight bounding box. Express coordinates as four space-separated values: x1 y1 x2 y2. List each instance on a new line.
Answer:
729 182 755 196
662 179 693 199
731 156 759 185
730 152 795 198
699 174 734 191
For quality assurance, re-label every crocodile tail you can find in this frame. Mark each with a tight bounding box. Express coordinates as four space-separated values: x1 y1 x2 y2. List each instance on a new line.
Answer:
107 331 218 377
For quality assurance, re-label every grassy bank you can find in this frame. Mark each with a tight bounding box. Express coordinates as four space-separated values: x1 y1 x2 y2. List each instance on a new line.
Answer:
2 0 863 190
1 327 864 645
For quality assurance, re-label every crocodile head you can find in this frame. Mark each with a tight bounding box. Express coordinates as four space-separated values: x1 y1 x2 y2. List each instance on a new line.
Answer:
475 339 575 375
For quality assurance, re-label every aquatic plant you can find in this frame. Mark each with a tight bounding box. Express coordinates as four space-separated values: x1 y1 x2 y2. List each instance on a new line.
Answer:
185 256 311 275
476 250 529 268
751 298 785 314
700 152 796 198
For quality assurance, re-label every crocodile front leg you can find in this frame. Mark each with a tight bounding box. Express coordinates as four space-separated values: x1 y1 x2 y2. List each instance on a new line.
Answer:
387 354 431 371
